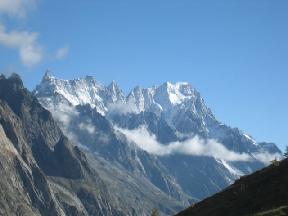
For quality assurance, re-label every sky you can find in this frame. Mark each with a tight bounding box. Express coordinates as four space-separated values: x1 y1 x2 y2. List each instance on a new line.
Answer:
0 0 287 150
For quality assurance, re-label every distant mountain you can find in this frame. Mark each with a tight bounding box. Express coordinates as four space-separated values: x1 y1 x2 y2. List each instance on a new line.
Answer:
35 72 125 115
176 158 288 216
33 72 282 214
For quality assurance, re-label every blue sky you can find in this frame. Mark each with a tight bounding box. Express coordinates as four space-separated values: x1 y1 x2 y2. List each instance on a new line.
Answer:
0 0 287 150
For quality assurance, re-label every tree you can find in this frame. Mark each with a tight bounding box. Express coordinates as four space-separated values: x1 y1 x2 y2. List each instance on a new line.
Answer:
284 146 288 158
151 208 160 216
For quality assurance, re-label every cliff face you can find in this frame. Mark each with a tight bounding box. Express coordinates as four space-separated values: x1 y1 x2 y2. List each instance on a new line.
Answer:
0 74 123 216
176 158 288 216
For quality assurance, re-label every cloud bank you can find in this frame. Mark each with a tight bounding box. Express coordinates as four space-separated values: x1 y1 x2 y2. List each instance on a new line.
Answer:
0 24 43 67
45 102 96 142
45 102 78 127
107 101 134 114
116 126 280 163
0 0 36 18
0 0 68 68
78 121 96 134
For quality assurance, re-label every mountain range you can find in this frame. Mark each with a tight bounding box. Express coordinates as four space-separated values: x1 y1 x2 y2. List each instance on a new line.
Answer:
0 72 282 215
33 72 281 214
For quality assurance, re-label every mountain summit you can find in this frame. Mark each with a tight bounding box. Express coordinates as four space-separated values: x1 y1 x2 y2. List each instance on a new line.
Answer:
34 73 125 115
35 73 208 115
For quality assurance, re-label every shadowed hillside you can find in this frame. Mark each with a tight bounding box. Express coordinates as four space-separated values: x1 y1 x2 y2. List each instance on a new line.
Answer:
176 158 288 216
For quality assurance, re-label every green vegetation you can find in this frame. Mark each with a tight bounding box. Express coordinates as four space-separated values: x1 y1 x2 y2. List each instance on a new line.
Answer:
151 208 160 216
284 146 288 158
270 158 280 166
252 206 288 216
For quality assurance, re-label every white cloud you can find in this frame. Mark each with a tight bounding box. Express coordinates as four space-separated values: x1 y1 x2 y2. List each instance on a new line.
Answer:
0 24 43 67
79 122 96 134
116 126 280 163
107 101 134 114
44 102 79 127
0 1 67 68
19 43 42 67
252 152 282 165
55 47 69 60
0 0 36 18
43 102 98 145
0 24 37 47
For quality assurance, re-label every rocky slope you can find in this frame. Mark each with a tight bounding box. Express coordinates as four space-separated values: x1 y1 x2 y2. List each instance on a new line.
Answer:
176 158 288 216
0 74 127 216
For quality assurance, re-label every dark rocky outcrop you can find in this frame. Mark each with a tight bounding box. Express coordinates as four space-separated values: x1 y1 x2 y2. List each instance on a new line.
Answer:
0 74 124 216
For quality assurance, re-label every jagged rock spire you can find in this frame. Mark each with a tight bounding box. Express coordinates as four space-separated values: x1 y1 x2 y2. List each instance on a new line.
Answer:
42 69 52 82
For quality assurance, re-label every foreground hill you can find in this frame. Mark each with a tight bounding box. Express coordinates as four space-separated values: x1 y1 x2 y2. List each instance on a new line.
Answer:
176 158 288 216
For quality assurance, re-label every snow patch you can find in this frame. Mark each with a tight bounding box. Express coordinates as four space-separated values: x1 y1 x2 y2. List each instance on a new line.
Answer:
217 159 243 176
243 133 257 145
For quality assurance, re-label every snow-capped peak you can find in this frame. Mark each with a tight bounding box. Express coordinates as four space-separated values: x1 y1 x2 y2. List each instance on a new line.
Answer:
107 80 125 103
35 73 210 120
34 72 281 163
42 70 54 82
158 81 195 105
35 73 114 115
